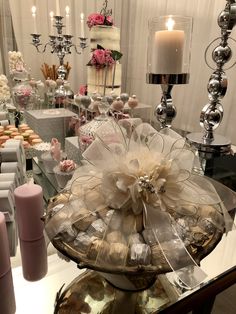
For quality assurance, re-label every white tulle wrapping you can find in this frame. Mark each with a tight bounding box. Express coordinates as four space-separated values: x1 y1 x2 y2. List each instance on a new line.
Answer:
45 120 235 289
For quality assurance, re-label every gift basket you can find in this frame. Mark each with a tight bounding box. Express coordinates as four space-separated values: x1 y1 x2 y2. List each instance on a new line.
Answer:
45 120 235 308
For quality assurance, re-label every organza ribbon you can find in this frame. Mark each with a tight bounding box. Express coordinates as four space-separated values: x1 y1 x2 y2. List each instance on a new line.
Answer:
143 202 207 289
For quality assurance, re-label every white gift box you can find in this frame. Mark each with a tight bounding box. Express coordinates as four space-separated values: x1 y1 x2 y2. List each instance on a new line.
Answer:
25 109 76 148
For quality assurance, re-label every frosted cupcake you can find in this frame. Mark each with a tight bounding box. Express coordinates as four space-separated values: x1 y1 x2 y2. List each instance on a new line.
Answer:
33 142 51 161
53 159 76 189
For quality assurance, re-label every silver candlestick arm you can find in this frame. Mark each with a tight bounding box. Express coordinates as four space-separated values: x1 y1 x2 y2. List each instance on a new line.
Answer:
30 15 88 80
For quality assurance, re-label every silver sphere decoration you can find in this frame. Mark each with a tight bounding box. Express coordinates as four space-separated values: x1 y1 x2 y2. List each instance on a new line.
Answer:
57 65 68 80
106 95 114 105
212 45 232 65
218 10 230 29
80 96 91 109
200 103 223 132
207 72 227 100
120 93 129 103
155 101 176 128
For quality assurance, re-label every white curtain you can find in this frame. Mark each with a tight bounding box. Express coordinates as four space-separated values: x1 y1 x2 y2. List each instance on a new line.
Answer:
0 0 17 75
8 0 236 143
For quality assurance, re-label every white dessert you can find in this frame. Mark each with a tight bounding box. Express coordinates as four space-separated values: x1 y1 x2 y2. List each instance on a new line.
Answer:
53 160 76 189
90 26 120 51
87 63 121 95
88 25 122 96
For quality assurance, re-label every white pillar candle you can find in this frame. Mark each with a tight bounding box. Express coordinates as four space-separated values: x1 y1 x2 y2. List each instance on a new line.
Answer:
153 17 185 74
56 0 60 16
80 13 85 38
65 6 70 34
49 11 54 35
31 6 37 34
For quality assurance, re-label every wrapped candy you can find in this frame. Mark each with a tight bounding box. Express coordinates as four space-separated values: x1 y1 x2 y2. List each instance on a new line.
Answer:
73 232 93 254
87 239 109 260
129 243 151 266
73 212 97 232
57 221 77 242
106 231 127 245
108 243 128 266
87 219 107 238
129 233 144 246
45 120 235 291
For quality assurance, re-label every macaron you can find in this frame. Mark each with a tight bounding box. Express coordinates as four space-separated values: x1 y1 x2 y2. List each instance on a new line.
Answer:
14 135 24 141
0 135 10 144
31 139 42 145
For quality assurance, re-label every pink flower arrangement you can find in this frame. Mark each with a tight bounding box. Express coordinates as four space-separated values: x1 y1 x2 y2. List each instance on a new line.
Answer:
87 13 113 29
89 49 115 69
14 85 33 97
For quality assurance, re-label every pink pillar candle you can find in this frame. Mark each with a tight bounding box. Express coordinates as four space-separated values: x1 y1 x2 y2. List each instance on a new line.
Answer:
0 212 11 276
14 183 44 241
19 237 48 281
0 212 16 314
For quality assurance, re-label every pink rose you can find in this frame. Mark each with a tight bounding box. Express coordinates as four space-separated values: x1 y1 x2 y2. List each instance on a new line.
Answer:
59 159 76 172
79 85 87 96
81 135 93 145
106 16 113 25
105 50 115 65
92 49 106 65
90 49 115 68
87 13 105 28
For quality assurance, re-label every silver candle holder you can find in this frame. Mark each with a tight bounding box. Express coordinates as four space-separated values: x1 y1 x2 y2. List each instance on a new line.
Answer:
147 16 193 128
31 15 88 80
187 0 236 157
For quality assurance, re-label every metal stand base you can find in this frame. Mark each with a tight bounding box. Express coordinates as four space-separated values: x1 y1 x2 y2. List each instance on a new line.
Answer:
186 132 231 159
54 270 178 314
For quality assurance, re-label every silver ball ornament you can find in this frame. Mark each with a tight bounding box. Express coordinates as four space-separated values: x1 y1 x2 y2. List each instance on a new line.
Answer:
80 96 91 109
200 103 223 131
218 10 230 29
212 45 232 65
120 93 129 103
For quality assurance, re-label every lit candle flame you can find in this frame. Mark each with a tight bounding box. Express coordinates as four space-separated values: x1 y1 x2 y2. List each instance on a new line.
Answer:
166 17 175 31
31 6 36 16
49 11 54 19
65 6 70 16
80 12 84 20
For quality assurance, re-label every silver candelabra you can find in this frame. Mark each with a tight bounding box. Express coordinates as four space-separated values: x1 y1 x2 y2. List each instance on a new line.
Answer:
31 15 87 80
187 0 236 157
